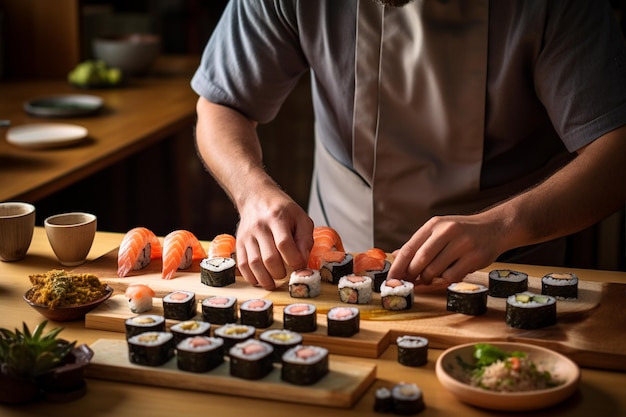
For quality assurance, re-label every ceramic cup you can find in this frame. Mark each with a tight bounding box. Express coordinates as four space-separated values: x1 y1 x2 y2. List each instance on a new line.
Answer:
44 212 97 266
0 202 36 262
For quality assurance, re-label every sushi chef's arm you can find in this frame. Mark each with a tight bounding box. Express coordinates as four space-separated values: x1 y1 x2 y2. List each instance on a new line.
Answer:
389 124 626 285
194 97 314 290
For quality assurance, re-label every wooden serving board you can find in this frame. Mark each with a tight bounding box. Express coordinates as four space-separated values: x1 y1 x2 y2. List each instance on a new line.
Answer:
85 339 376 408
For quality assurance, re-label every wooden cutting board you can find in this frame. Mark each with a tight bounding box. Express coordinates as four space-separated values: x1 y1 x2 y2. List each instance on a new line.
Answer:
86 339 376 408
78 248 626 371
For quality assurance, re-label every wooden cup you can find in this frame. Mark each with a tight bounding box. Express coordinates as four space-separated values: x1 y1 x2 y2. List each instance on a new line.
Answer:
44 212 97 266
0 202 36 262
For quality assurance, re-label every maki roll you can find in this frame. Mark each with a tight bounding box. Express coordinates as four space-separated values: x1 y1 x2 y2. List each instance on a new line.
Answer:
162 290 197 321
213 323 256 351
446 282 488 316
391 383 425 415
373 387 393 413
283 303 317 333
240 298 274 328
229 339 274 380
506 292 557 329
542 272 578 300
338 274 373 304
488 269 528 298
170 320 211 346
319 252 354 284
176 336 224 373
380 279 414 311
127 331 175 367
288 268 321 298
396 335 429 367
125 314 165 339
259 329 303 363
281 345 329 385
199 257 236 287
201 296 238 324
327 306 360 337
353 248 390 293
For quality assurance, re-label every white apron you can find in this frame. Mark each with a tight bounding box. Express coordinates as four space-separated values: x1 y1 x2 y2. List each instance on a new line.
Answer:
309 0 489 253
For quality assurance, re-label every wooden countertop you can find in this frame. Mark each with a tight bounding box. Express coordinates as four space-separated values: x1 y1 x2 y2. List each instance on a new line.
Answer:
1 228 625 416
0 55 200 203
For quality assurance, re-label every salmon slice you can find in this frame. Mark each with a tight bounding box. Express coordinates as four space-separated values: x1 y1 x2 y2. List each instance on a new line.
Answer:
353 248 387 273
117 227 163 277
162 230 207 279
208 233 236 258
307 226 345 269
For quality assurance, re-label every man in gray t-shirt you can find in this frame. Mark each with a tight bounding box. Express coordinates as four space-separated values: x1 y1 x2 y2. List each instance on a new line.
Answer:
191 0 626 290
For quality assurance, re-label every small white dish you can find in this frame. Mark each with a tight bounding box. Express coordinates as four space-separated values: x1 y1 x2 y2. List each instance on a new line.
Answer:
435 342 580 412
6 123 88 149
24 94 104 117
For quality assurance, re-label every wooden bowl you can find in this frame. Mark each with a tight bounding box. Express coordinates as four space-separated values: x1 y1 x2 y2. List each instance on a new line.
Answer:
435 342 580 412
23 285 113 322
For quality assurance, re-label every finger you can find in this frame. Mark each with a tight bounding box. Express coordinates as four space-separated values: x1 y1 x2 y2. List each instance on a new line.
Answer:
245 240 277 291
388 233 431 281
256 235 287 283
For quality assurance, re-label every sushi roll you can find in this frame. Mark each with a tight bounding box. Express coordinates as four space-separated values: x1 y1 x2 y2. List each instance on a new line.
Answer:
176 336 224 373
201 295 238 324
319 252 354 284
281 345 329 386
127 331 175 367
162 290 197 321
125 284 155 313
446 282 488 316
125 314 166 339
541 272 578 300
380 279 414 311
506 292 557 329
213 323 256 352
488 269 528 298
391 383 425 415
338 274 373 304
240 298 274 328
373 387 393 413
199 257 236 287
353 248 390 293
288 268 321 298
259 329 303 363
396 335 429 367
327 306 360 337
170 320 211 346
283 303 317 333
229 339 274 380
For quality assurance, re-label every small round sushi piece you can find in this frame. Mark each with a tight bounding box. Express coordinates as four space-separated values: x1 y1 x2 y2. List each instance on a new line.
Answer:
259 329 303 363
125 314 166 339
229 339 274 380
488 269 528 298
170 320 211 346
162 290 197 321
327 306 360 337
125 284 155 313
288 268 321 298
283 303 317 333
541 272 579 300
240 298 274 328
396 335 429 367
213 323 256 352
127 331 175 367
338 274 373 304
380 279 414 311
200 257 236 287
506 292 557 329
391 383 425 415
281 345 329 385
373 386 393 413
176 336 224 373
446 282 488 316
201 295 238 324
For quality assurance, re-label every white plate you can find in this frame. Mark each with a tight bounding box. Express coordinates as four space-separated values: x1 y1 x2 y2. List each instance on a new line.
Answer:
6 123 89 149
24 94 104 117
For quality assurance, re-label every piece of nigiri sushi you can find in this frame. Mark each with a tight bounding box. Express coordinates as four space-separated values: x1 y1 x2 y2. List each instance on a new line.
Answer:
162 230 207 280
125 284 155 313
353 248 387 273
208 233 236 259
308 226 345 270
117 227 163 277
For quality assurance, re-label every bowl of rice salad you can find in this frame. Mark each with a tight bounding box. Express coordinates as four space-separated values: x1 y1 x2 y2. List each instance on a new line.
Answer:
435 342 580 411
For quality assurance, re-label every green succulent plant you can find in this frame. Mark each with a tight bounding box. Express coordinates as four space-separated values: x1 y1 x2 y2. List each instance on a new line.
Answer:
0 321 76 380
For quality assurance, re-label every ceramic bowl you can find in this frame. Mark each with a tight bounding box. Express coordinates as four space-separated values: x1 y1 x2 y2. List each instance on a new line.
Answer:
92 33 160 75
435 342 580 412
23 285 113 322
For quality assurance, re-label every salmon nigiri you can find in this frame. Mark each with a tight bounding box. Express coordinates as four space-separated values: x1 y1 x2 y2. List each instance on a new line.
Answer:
308 226 345 269
353 248 387 273
162 230 207 280
117 227 163 277
208 233 236 259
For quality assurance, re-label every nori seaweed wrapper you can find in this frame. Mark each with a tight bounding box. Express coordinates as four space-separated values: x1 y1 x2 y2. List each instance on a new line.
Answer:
200 257 236 287
392 383 426 415
320 253 354 284
128 333 175 367
397 336 428 367
240 300 274 328
505 293 557 329
125 315 165 339
488 270 528 298
163 292 197 321
541 273 578 299
446 285 488 316
229 341 274 380
373 387 393 413
327 308 360 337
281 347 329 385
366 260 391 293
283 306 317 333
201 297 238 324
176 338 224 373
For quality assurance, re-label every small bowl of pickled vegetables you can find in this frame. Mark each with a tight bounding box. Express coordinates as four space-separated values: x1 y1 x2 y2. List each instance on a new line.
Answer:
435 342 580 411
